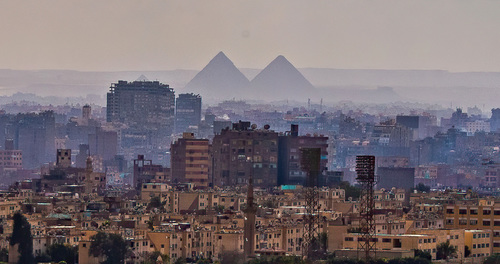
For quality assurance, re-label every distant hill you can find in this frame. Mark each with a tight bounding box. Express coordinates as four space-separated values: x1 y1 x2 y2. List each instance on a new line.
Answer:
183 51 250 101
1 63 500 107
299 68 500 88
248 55 316 101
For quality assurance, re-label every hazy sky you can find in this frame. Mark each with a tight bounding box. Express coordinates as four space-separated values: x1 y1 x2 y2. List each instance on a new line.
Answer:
1 0 500 72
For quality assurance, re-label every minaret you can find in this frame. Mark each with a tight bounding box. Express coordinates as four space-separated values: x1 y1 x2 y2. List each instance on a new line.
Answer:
243 174 256 260
85 156 93 194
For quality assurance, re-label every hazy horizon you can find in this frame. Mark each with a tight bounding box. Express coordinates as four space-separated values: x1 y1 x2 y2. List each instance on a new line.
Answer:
2 0 500 72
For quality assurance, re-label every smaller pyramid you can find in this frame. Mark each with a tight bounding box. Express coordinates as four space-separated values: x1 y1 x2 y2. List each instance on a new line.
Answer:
249 55 315 101
135 75 149 82
184 52 249 99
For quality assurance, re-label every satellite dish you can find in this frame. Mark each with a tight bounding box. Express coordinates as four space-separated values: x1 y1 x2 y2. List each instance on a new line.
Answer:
264 124 270 130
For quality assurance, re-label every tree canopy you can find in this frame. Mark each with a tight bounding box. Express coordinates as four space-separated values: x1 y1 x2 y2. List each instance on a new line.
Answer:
46 243 78 264
90 231 129 264
10 212 35 264
436 240 457 260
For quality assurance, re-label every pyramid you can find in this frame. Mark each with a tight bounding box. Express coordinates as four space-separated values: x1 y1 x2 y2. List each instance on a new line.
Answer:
135 74 149 82
184 52 250 99
249 55 316 101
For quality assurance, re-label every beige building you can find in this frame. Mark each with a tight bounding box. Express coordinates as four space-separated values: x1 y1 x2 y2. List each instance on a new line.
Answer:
171 133 210 187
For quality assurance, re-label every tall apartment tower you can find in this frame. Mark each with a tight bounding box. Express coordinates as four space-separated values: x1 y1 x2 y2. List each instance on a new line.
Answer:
0 139 22 172
106 79 175 146
211 121 278 188
175 93 202 134
171 132 209 187
82 104 91 121
278 124 328 185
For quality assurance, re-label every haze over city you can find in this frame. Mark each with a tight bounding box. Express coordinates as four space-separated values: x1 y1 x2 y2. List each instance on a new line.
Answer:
2 1 500 264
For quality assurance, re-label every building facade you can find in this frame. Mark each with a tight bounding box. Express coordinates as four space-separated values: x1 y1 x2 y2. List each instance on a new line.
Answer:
106 79 175 147
171 132 210 187
278 124 328 186
175 93 202 134
211 121 278 187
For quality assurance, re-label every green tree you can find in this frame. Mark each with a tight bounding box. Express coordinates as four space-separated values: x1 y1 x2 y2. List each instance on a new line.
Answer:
174 257 187 264
464 245 471 258
414 249 431 260
484 254 500 264
46 243 78 264
214 205 225 214
338 181 361 200
248 256 305 264
90 232 129 264
147 196 162 210
436 240 457 260
415 183 431 193
10 212 35 264
0 247 8 262
142 250 169 264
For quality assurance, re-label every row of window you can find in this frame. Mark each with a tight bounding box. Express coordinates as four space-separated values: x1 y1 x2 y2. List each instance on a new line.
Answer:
446 208 500 215
446 219 500 226
472 243 489 249
473 233 490 238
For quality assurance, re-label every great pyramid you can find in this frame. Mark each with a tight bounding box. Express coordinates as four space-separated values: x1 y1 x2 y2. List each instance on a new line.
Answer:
249 55 316 101
184 52 249 99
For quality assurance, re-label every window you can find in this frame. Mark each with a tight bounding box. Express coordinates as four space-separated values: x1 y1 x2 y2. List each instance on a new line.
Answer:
345 237 354 241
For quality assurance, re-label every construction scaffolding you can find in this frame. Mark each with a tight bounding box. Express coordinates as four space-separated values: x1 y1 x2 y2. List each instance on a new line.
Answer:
300 148 322 260
356 155 376 261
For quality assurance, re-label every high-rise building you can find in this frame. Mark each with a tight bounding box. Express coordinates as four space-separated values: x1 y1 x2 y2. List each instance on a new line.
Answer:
175 93 202 134
211 121 278 187
171 132 209 187
106 79 175 147
14 111 56 169
0 139 22 172
278 124 328 185
81 104 92 125
88 128 118 161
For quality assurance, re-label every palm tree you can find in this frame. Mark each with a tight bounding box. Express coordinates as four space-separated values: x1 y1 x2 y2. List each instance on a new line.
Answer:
436 240 457 260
